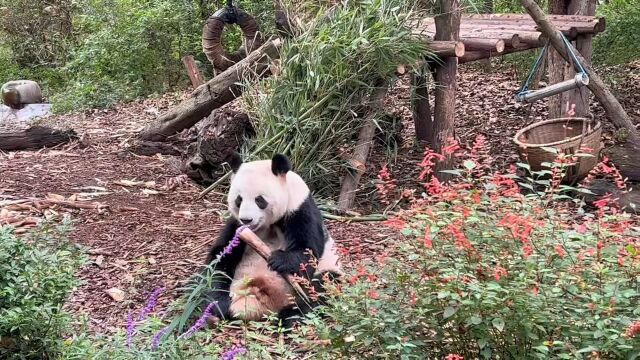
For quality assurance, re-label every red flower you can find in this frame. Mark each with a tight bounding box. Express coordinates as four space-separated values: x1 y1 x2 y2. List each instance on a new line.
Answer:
625 321 640 337
424 227 433 249
383 218 406 231
445 354 464 360
493 266 508 281
554 245 566 258
367 290 380 300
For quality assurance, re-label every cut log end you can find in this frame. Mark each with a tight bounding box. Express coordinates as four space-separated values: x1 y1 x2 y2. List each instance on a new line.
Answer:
454 41 465 57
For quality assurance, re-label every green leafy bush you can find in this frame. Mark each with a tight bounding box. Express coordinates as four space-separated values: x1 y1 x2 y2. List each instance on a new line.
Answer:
594 0 640 65
0 223 87 359
318 137 640 359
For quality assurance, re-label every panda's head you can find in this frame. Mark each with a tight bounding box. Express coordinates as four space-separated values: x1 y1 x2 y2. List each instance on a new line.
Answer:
226 153 309 231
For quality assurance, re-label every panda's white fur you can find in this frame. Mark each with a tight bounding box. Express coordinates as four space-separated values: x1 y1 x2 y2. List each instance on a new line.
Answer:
217 156 341 321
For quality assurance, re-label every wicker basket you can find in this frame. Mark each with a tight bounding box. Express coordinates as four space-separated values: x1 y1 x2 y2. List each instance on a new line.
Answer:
513 117 602 183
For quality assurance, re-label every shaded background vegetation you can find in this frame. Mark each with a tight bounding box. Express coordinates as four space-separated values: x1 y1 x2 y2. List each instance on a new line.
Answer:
0 0 638 114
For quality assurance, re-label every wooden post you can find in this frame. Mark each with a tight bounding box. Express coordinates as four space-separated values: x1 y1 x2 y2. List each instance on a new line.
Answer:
182 55 205 88
338 80 389 210
429 0 461 180
547 0 571 118
566 0 596 117
411 71 432 144
521 0 640 145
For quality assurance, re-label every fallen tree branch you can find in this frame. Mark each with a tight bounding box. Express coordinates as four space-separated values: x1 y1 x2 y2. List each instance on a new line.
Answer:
0 126 77 151
237 227 310 303
139 38 282 141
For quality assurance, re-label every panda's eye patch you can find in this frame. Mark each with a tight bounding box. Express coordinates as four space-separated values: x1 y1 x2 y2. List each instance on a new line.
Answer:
255 195 268 209
235 195 242 208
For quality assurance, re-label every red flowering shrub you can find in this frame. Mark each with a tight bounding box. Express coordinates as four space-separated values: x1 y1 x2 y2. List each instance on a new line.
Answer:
321 137 640 359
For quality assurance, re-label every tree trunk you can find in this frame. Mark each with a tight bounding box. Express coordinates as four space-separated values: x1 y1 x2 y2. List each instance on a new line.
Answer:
183 108 254 184
565 0 596 117
182 55 205 88
429 0 461 180
139 39 282 141
338 81 389 210
521 0 640 145
547 0 571 119
0 126 77 151
411 72 432 143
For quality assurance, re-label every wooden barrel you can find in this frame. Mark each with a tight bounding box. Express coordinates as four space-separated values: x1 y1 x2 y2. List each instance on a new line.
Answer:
513 117 602 183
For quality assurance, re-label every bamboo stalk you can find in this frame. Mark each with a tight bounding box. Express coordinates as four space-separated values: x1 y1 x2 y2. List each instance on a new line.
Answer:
237 227 311 303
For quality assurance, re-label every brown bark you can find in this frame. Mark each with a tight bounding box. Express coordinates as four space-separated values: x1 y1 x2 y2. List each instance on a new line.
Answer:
521 0 640 145
0 126 77 151
427 40 466 57
462 38 505 52
411 72 432 143
459 45 536 63
604 143 640 182
183 108 254 184
338 81 388 210
127 141 182 157
182 55 205 88
547 0 571 119
139 39 282 141
430 0 461 180
565 0 596 117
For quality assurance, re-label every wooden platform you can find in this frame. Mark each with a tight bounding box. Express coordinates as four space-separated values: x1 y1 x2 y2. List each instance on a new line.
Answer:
414 14 606 63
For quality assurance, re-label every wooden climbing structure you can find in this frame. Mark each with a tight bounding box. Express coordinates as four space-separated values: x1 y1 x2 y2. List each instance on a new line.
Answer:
414 14 605 63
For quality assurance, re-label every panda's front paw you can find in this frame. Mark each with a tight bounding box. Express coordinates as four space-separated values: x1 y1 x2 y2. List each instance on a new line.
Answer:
268 250 305 275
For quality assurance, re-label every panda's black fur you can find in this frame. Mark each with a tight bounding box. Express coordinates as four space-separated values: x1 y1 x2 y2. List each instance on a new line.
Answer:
204 153 341 328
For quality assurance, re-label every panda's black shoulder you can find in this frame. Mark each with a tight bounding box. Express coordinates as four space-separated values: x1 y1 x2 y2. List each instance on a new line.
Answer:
276 195 325 241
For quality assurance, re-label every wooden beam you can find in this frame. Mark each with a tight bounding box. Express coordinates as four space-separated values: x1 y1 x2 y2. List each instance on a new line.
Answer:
427 40 466 57
521 0 640 145
411 72 432 143
182 55 205 88
462 38 505 52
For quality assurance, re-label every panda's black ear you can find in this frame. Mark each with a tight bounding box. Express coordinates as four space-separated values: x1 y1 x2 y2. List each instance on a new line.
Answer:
271 154 291 176
226 151 243 173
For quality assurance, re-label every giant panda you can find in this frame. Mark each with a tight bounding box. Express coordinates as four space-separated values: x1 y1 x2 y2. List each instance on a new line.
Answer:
204 153 342 327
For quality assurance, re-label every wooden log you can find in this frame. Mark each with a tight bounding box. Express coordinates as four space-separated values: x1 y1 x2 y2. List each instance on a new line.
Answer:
338 80 388 210
427 40 465 57
604 143 640 182
583 179 639 214
139 39 282 141
411 71 432 143
127 140 182 157
429 0 460 181
459 45 536 63
521 0 640 145
182 55 205 88
183 108 254 184
0 126 77 151
462 38 505 52
237 227 310 302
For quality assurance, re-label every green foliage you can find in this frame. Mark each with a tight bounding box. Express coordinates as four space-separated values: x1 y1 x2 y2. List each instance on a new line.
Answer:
317 142 640 359
243 0 430 195
50 0 204 112
594 0 640 65
0 223 87 359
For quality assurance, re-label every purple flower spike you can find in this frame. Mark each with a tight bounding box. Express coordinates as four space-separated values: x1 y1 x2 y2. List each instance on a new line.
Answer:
178 302 217 340
216 225 249 261
220 346 247 360
151 325 170 350
137 287 164 321
126 312 135 348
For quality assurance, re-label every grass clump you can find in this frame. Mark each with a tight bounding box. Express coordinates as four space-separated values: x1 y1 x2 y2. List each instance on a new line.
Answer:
242 0 431 195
